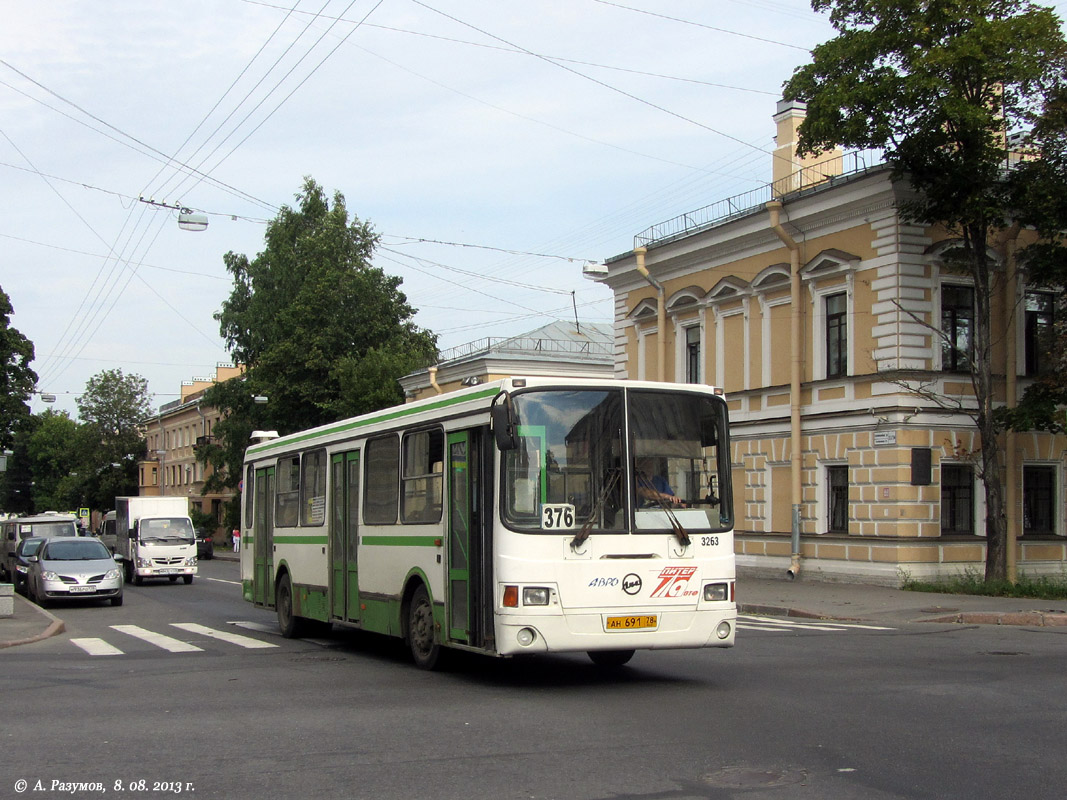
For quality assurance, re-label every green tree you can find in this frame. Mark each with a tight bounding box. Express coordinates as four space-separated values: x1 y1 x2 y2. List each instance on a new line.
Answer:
202 177 437 523
784 0 1067 580
0 285 37 451
28 410 82 512
1001 85 1067 433
75 369 152 510
0 414 40 514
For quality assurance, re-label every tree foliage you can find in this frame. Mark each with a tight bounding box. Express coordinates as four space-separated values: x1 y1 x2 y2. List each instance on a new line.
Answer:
70 369 151 510
27 410 83 512
784 0 1067 580
201 177 438 523
0 285 37 451
1001 83 1067 431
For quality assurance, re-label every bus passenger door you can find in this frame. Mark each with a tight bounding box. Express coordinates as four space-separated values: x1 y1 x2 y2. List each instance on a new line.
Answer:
253 466 275 608
447 432 472 643
330 451 360 622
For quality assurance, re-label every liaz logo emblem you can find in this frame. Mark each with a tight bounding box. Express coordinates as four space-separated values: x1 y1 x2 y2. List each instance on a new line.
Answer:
650 566 698 598
622 573 642 595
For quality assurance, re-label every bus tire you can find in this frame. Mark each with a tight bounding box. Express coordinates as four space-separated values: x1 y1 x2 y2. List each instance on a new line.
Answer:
588 649 635 667
183 575 193 585
276 573 306 639
407 585 441 670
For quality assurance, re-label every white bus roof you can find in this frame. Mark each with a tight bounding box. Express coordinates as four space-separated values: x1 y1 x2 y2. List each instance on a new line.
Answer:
244 376 726 460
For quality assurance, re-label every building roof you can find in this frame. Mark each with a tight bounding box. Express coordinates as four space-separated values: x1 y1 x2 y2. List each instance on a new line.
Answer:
433 321 613 367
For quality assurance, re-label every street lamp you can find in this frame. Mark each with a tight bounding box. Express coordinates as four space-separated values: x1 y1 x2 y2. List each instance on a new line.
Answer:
139 197 208 231
177 210 209 231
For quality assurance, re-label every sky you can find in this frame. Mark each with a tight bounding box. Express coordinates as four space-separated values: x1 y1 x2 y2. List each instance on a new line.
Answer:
3 0 1064 420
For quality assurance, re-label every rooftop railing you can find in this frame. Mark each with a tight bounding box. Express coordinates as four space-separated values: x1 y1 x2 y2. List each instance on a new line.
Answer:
634 150 885 250
435 335 612 365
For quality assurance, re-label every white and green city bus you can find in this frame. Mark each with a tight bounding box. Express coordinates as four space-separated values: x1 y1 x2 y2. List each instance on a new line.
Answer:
240 376 735 668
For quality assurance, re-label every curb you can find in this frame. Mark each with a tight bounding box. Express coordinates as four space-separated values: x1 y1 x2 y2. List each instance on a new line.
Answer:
739 603 847 621
921 610 1067 627
0 594 65 649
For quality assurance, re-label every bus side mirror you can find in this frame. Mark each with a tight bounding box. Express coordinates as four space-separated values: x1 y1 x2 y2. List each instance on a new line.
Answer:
491 392 518 451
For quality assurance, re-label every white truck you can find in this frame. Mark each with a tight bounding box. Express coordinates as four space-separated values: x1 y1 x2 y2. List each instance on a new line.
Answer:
114 497 198 585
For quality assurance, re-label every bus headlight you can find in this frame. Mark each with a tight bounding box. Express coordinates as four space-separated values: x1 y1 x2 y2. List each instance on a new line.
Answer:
516 628 537 646
703 582 729 602
716 621 732 639
523 587 550 606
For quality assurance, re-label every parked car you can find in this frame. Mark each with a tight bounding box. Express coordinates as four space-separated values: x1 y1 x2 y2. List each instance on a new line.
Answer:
196 531 214 560
11 536 47 595
26 537 123 607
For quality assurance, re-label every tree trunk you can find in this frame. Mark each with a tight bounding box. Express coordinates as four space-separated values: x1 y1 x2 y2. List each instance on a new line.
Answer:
968 224 1008 581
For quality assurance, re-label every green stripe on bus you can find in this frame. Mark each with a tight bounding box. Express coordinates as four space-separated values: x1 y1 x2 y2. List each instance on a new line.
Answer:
362 535 440 547
273 535 329 545
247 386 498 454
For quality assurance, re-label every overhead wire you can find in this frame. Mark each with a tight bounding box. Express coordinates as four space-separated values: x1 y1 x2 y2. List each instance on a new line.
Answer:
8 0 820 391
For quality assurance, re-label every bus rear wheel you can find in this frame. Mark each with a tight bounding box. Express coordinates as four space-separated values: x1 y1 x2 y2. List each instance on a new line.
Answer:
407 585 441 670
276 573 307 639
588 649 635 667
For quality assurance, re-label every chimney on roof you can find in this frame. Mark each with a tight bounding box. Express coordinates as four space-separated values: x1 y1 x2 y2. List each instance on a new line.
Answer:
772 99 843 197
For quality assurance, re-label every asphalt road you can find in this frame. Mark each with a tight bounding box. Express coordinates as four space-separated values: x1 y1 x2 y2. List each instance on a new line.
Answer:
5 559 1065 800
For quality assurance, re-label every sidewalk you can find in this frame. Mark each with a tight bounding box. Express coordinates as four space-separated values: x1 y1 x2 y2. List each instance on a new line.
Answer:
4 569 1067 649
736 571 1067 627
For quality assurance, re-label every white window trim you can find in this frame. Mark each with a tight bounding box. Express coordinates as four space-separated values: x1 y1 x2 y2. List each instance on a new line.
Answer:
758 293 793 387
1023 460 1063 537
714 302 748 390
933 274 975 373
675 317 704 384
937 461 983 536
816 460 848 535
809 277 854 381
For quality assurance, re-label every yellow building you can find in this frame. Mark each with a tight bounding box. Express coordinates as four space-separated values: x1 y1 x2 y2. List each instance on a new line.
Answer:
590 100 1066 584
138 364 245 540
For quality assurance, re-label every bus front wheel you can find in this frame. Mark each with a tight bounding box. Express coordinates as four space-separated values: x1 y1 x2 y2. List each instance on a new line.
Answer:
407 585 441 670
588 649 635 667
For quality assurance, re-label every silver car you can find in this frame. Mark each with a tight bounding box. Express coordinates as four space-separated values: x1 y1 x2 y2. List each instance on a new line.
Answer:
27 537 123 607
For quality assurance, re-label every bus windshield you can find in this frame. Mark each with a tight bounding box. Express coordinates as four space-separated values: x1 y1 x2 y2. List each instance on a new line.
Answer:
501 387 731 534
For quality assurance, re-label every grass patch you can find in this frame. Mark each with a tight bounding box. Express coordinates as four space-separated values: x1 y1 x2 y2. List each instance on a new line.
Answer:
900 567 1067 600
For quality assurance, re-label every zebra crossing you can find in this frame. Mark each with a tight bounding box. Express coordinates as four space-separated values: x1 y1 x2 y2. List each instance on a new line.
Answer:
69 622 280 656
736 614 895 633
63 616 890 655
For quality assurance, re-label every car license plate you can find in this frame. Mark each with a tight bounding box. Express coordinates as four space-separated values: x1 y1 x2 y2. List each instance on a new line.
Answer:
158 569 177 574
69 585 96 593
606 615 657 630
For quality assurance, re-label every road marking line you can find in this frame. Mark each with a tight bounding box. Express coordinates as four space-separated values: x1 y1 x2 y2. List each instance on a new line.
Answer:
230 620 335 647
738 615 894 631
70 637 124 656
111 624 203 653
230 621 275 633
171 622 278 648
204 577 242 586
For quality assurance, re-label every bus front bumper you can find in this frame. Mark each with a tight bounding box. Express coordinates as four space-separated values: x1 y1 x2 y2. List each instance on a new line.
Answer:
494 607 736 657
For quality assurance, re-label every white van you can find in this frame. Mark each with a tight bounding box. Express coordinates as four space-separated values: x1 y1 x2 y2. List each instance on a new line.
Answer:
1 512 80 581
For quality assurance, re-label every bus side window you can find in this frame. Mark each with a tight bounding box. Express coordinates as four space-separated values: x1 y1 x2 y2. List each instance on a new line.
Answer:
364 434 400 525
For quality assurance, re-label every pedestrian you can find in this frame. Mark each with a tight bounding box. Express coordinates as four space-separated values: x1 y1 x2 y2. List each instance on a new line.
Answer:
232 529 240 552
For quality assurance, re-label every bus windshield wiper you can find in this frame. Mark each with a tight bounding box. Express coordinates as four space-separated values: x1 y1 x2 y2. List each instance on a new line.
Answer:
571 469 620 550
649 493 691 548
